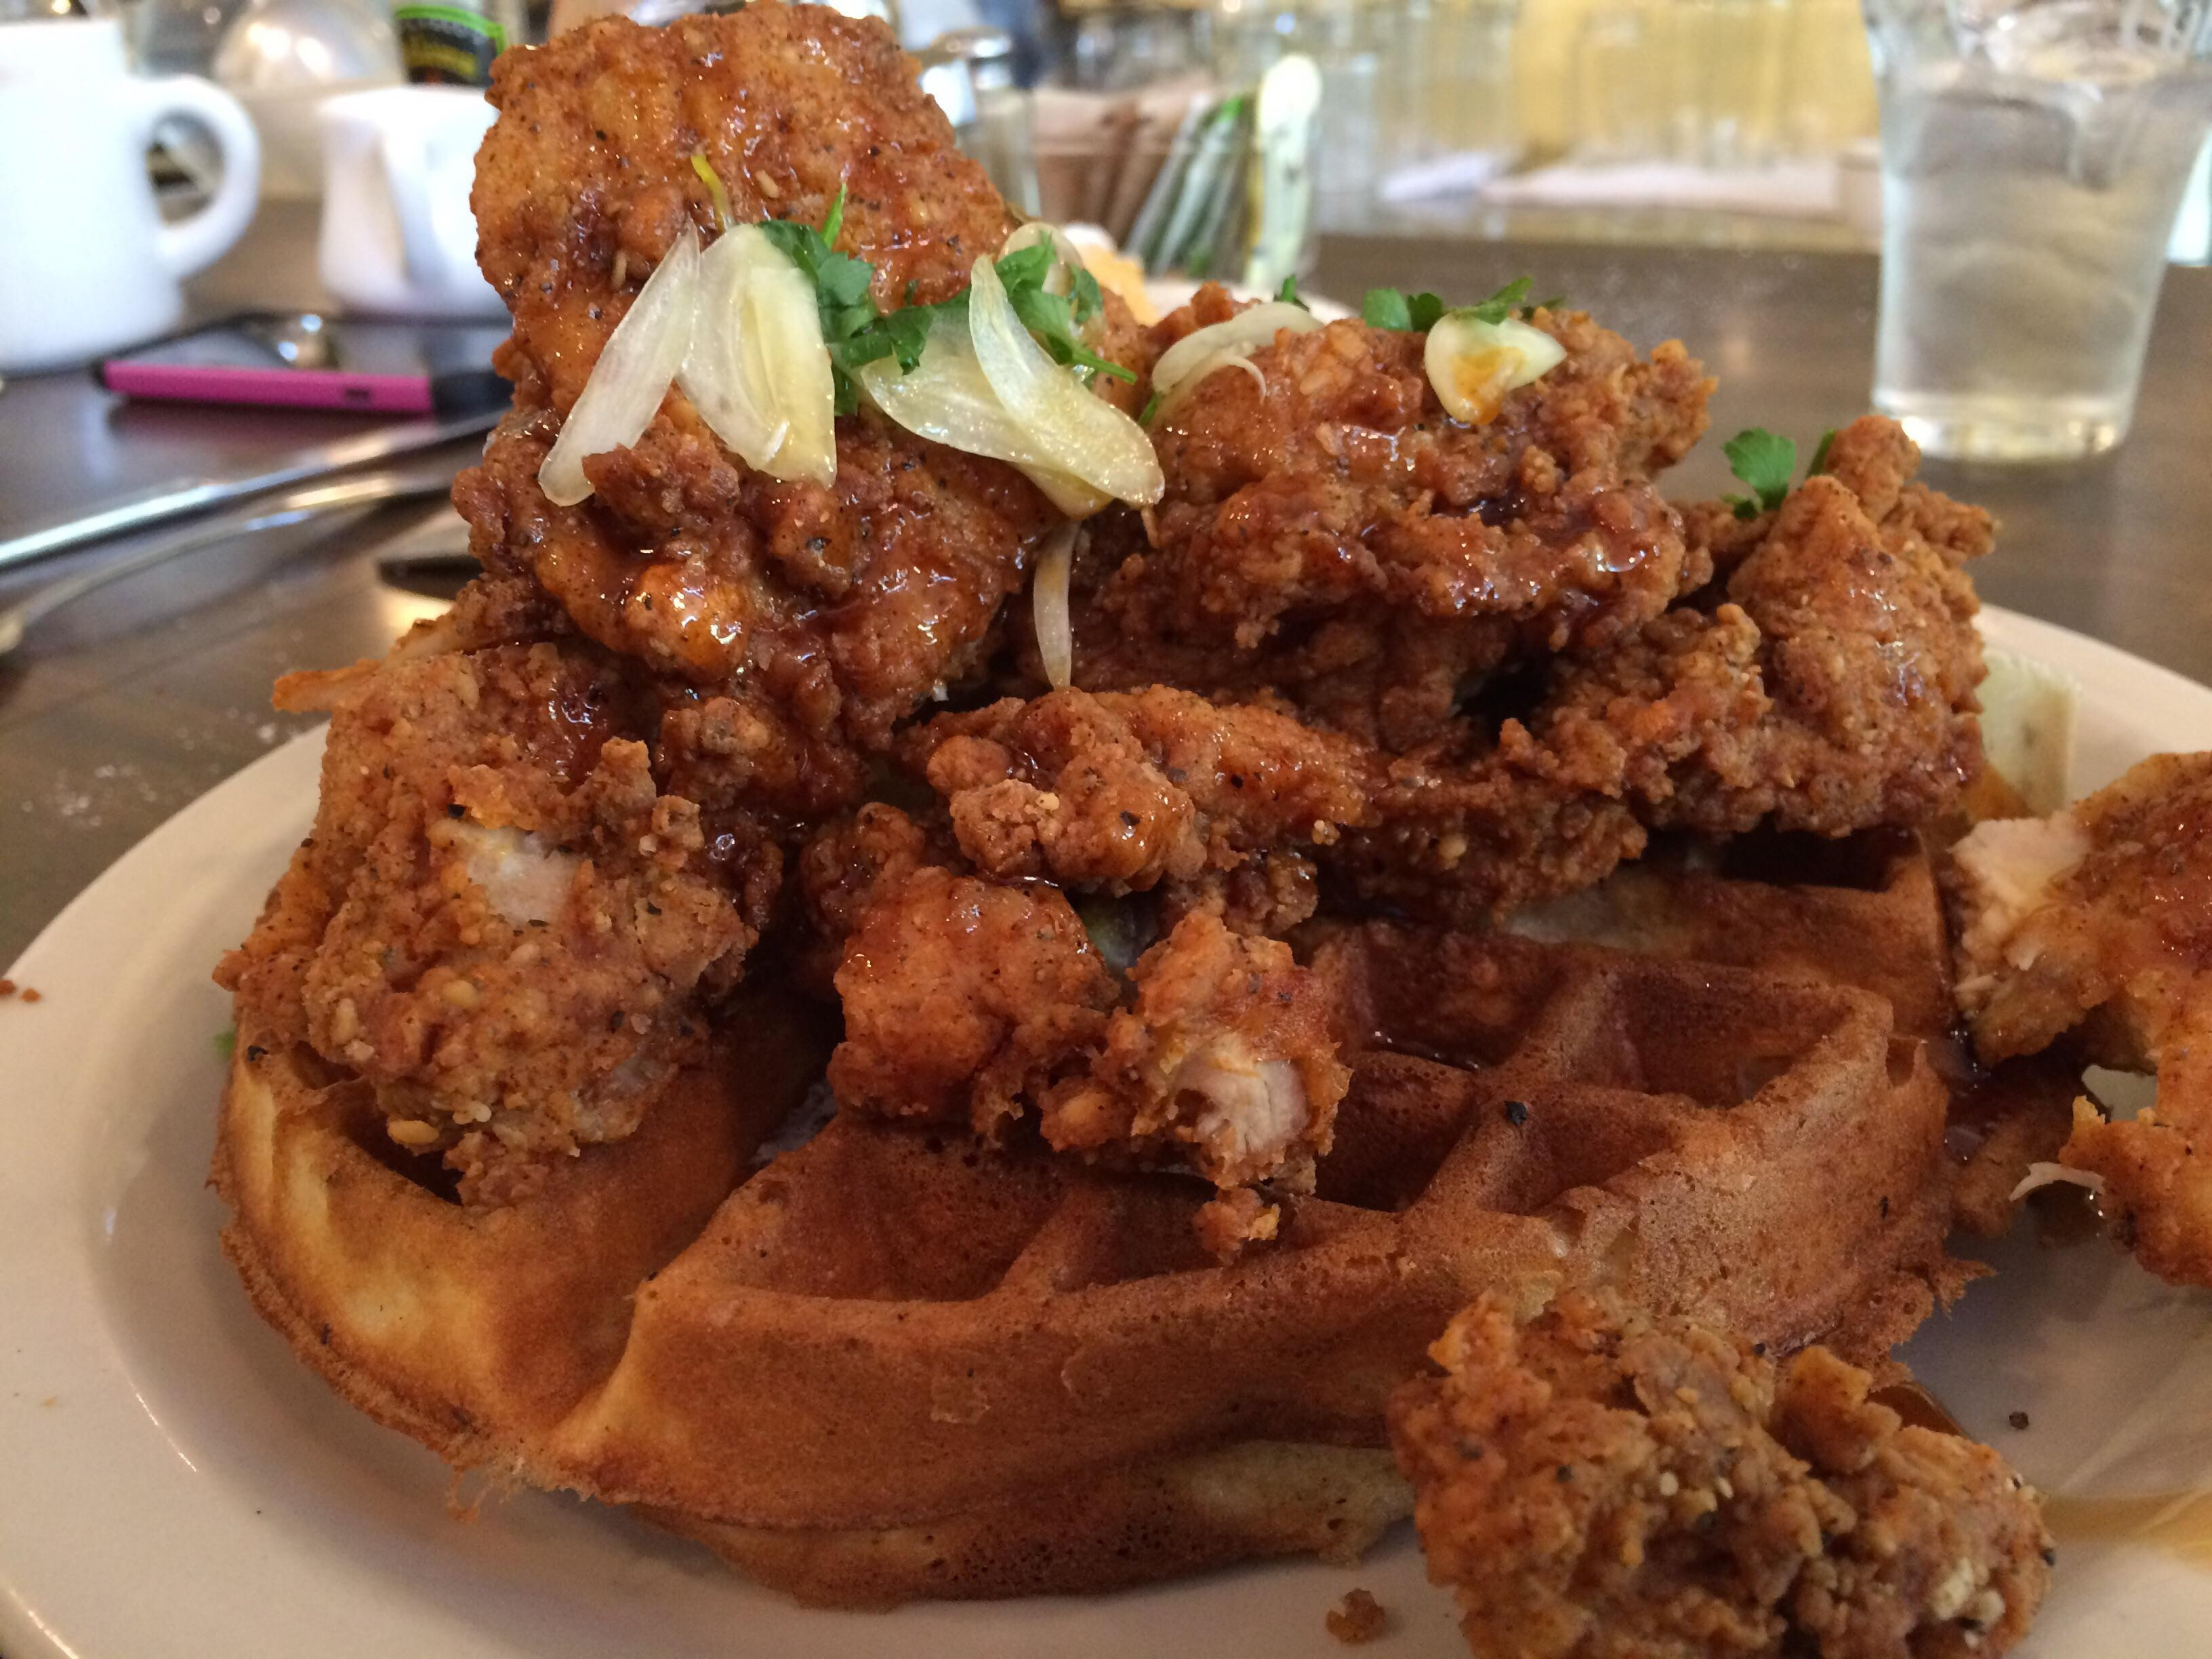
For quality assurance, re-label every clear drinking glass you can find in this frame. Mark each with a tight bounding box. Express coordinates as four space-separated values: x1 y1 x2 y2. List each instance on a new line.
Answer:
1866 1 2212 461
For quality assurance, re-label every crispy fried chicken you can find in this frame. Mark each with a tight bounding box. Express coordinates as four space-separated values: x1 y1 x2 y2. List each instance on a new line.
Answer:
906 684 1382 933
829 861 1118 1130
1950 750 2212 1284
1056 286 1714 751
452 7 1068 794
818 817 1349 1237
1390 1290 2051 1659
1338 416 1990 916
922 420 1986 925
216 644 773 1206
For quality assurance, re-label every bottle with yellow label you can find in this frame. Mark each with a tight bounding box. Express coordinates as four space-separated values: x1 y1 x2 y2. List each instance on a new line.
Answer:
395 0 527 86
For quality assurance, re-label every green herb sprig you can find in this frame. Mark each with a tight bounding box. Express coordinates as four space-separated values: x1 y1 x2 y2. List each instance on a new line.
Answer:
1362 287 1447 332
1360 277 1553 333
689 155 1132 415
1721 425 1842 520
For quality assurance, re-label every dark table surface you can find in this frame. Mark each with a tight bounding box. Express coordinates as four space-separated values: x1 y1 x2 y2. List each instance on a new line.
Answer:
5 219 2209 967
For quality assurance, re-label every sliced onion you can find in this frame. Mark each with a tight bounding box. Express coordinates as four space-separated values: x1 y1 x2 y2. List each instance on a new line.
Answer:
1149 300 1322 403
1423 312 1567 427
2009 1162 2106 1202
539 225 701 507
857 314 1110 516
1149 347 1271 426
678 224 836 487
966 255 1163 508
1032 520 1078 689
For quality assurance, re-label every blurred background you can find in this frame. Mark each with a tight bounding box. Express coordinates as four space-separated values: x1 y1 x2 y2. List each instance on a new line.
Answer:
79 0 2194 257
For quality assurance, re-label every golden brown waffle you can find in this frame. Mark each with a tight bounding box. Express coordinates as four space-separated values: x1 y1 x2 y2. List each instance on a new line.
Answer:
216 876 1960 1604
1502 827 2080 1234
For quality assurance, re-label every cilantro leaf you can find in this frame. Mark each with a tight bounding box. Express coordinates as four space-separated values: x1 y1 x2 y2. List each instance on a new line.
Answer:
994 240 1056 291
1807 427 1837 477
674 176 1138 407
1522 294 1565 319
1140 390 1161 426
994 248 1137 382
1722 428 1798 520
1368 277 1553 332
1362 288 1410 329
1456 277 1534 327
1277 275 1308 310
836 305 931 375
1364 287 1452 331
1071 264 1104 325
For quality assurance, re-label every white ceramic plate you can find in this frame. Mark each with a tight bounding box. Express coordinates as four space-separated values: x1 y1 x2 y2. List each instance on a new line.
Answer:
5 606 2210 1659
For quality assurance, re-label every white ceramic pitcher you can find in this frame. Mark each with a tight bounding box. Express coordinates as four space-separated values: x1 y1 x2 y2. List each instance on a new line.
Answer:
0 18 262 374
316 85 504 319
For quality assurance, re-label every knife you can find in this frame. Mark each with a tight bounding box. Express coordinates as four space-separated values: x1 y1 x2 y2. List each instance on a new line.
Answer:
0 407 495 575
0 468 460 658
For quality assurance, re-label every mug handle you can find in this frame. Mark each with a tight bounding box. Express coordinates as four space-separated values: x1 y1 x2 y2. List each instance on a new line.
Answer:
132 77 263 280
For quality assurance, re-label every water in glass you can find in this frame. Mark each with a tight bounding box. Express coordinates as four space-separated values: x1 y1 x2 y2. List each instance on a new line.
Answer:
1870 1 2212 459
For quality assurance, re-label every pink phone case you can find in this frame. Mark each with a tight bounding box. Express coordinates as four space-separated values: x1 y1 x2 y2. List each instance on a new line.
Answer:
98 361 436 414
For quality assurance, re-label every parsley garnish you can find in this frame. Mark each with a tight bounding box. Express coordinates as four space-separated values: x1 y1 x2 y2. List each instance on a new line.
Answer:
687 156 1132 413
1361 276 1547 333
1277 275 1308 310
1721 426 1842 518
979 241 1135 384
1459 277 1533 325
1362 287 1446 331
1721 428 1798 519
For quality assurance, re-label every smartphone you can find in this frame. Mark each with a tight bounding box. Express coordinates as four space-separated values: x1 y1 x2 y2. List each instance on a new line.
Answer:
98 312 510 417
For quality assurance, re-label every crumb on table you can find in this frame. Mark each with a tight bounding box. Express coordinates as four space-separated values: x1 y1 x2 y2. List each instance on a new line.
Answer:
1327 1587 1387 1644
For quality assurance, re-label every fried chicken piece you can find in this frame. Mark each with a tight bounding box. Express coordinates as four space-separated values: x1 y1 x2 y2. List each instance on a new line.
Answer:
1059 287 1714 750
1949 751 2212 1284
907 685 1383 932
792 801 945 985
453 7 1065 787
828 868 1349 1225
1650 415 1990 836
456 411 1057 765
1326 1588 1388 1644
1338 417 1989 916
1044 909 1350 1196
474 7 1010 414
829 864 1119 1129
216 644 775 1206
1389 1290 2051 1659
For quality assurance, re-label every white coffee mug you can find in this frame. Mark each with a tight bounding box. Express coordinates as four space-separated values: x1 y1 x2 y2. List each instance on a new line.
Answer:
0 18 262 375
317 85 505 319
